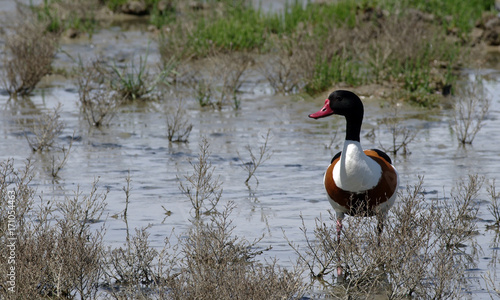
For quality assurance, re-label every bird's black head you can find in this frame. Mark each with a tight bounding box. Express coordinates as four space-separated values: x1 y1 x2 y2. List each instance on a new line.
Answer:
308 90 364 120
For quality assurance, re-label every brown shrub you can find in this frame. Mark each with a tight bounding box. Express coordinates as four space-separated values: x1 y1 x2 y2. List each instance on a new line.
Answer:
452 77 490 145
23 104 65 152
289 175 481 299
187 53 251 109
165 99 193 143
178 137 223 219
0 160 107 299
77 58 121 127
167 201 307 300
3 10 58 96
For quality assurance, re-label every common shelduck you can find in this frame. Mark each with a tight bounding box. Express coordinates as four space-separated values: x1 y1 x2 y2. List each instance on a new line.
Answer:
309 90 399 244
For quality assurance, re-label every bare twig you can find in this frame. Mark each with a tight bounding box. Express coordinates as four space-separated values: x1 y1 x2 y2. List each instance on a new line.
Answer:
166 99 193 143
24 104 65 152
178 137 223 219
453 78 490 145
238 129 273 185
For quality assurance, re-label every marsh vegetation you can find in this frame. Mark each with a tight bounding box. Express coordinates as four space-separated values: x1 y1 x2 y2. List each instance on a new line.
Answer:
1 0 500 299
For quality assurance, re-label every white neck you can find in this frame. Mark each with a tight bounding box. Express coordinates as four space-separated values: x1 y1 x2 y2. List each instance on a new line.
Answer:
332 140 382 192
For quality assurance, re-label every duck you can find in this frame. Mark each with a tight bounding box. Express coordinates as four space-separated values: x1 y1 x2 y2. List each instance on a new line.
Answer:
309 90 399 244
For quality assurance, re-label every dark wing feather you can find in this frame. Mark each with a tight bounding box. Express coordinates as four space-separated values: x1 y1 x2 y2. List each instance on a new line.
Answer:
331 151 342 164
369 148 392 165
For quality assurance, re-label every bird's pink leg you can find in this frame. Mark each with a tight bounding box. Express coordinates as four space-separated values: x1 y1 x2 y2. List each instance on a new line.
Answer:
336 218 343 277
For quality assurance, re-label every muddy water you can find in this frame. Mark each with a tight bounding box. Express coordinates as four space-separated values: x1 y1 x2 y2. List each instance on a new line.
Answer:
1 16 500 300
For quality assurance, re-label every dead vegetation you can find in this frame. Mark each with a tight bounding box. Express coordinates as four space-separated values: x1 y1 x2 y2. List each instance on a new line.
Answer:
0 159 106 299
166 201 307 300
0 145 498 298
178 137 223 219
0 139 307 299
258 33 314 94
238 129 273 185
452 77 490 145
487 179 500 228
288 175 482 299
188 53 251 110
378 101 419 156
24 105 65 152
165 99 193 143
76 58 121 127
2 8 58 97
20 104 74 179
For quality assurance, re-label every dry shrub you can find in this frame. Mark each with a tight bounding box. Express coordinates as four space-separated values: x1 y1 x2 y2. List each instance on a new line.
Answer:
354 10 452 83
49 136 74 179
21 105 74 179
3 9 58 96
104 167 306 299
452 77 490 145
378 101 419 156
165 99 193 143
158 25 196 63
238 129 273 185
487 179 500 227
77 58 121 127
167 201 306 300
106 227 158 287
188 53 251 109
261 24 361 95
24 104 65 152
43 0 102 33
178 137 223 219
104 202 306 299
0 159 107 299
104 227 179 299
258 32 313 94
353 11 426 81
290 175 481 299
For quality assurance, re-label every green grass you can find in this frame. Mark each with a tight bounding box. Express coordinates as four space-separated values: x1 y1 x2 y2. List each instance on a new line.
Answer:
109 50 175 101
402 0 494 37
153 0 494 104
187 5 268 54
32 0 493 104
34 0 99 36
182 0 365 55
103 0 128 11
305 53 363 95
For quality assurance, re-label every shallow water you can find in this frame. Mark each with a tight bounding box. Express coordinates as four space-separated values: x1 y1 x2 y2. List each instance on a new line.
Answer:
2 9 500 299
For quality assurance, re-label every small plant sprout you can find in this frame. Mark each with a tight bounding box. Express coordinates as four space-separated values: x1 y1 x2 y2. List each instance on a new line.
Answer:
24 104 65 152
166 99 193 143
453 78 490 145
178 137 222 219
238 129 273 185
